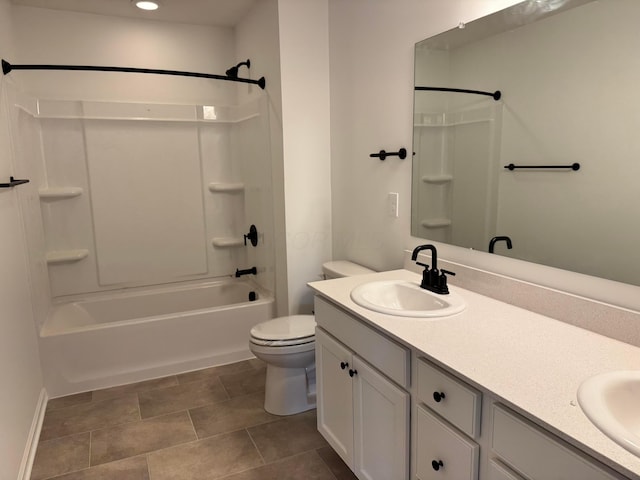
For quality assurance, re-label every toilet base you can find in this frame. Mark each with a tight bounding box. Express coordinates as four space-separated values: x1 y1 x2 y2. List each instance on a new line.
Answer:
264 364 316 416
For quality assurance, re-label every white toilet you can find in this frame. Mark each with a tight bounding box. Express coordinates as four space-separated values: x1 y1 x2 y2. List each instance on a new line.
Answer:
249 260 374 415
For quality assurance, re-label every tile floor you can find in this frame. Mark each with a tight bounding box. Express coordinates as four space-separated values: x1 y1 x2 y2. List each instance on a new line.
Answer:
31 359 357 480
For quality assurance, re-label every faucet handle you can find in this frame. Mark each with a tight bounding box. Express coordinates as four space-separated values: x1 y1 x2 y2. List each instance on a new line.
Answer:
441 269 456 277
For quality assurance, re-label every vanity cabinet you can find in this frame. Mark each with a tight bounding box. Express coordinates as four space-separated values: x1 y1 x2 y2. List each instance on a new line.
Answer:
491 405 625 480
315 297 410 480
415 357 481 480
312 292 633 480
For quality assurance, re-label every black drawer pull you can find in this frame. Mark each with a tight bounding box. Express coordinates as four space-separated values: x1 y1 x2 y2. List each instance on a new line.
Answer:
432 459 444 471
433 391 446 402
340 361 349 370
349 369 358 377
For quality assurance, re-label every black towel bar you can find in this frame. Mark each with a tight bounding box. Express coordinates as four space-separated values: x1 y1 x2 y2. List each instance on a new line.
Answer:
370 148 407 161
504 163 580 171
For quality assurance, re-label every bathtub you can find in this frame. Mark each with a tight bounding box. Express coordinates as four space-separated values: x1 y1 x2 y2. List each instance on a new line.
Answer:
39 278 274 398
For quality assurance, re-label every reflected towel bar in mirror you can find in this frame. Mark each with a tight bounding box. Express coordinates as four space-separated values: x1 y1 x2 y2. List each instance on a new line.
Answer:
504 163 580 171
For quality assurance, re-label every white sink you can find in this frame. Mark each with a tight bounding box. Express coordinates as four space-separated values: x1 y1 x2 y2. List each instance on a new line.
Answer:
350 280 466 318
577 370 640 457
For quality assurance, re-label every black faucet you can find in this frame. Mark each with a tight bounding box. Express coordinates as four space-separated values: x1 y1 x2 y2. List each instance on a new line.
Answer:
235 266 257 277
411 244 455 295
488 236 513 254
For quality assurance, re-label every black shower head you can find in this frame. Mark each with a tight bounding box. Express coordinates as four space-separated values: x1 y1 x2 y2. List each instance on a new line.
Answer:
225 59 250 78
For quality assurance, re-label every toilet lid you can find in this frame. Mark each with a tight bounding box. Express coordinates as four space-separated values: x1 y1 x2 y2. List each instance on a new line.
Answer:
250 315 316 341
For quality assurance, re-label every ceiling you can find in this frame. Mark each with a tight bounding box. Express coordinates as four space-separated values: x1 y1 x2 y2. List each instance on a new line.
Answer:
10 0 258 27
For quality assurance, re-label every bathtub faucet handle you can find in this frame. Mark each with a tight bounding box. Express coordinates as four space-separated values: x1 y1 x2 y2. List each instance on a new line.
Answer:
244 225 258 247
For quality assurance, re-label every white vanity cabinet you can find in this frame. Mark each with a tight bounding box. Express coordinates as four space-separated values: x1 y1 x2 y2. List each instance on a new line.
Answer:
414 357 481 480
315 297 410 480
491 404 626 480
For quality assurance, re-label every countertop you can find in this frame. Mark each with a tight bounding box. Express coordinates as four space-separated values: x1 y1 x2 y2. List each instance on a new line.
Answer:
308 269 640 479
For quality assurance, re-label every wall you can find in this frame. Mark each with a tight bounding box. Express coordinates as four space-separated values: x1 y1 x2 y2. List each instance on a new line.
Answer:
0 1 45 478
11 6 236 103
278 0 331 314
235 0 289 315
328 0 640 311
329 0 519 273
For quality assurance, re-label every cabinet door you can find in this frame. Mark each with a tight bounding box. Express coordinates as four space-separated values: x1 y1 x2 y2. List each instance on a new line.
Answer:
353 356 410 480
316 328 354 468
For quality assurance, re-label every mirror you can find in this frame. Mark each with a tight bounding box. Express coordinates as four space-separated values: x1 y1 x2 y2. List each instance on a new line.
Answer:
412 0 640 287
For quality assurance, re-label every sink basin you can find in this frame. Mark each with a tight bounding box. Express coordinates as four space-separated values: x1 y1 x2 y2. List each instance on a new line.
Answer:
577 370 640 457
350 280 466 318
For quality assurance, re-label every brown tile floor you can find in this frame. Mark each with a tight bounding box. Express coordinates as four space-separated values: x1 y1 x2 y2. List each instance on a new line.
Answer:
31 359 357 480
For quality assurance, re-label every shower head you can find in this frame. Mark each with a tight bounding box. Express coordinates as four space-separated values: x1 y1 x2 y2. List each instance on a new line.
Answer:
225 59 250 78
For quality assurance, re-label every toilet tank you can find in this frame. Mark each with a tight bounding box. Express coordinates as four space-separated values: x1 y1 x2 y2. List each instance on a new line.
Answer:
322 261 375 279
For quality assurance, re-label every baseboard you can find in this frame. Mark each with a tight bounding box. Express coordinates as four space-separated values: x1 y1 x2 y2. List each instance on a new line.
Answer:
18 387 48 480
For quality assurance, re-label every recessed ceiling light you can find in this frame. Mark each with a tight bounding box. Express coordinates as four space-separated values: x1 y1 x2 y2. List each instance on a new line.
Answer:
134 1 160 11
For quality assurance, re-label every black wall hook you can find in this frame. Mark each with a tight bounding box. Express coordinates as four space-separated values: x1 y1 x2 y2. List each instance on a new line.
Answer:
370 148 407 161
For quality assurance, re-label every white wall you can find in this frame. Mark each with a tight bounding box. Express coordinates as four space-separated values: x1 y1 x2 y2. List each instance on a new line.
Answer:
0 1 45 478
278 0 331 314
11 6 236 104
235 0 289 316
329 0 520 273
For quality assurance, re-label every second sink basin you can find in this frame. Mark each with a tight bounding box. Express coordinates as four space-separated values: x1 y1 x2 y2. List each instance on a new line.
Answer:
577 370 640 457
350 280 466 318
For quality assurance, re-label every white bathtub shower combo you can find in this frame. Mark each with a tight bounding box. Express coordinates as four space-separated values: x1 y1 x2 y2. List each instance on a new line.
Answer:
40 278 274 397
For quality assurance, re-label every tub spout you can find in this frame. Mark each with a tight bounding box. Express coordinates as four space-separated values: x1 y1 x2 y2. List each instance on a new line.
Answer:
235 266 257 277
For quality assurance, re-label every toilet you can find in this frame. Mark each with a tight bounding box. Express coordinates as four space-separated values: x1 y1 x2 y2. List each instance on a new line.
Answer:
249 260 374 415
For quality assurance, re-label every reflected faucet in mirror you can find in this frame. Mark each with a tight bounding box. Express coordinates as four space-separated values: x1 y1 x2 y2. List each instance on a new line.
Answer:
489 236 513 254
411 244 455 295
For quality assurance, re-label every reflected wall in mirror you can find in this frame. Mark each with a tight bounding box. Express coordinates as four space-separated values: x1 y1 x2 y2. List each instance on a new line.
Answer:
411 0 640 286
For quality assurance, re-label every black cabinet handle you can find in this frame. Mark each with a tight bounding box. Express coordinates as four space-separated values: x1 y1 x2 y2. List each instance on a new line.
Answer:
349 369 358 377
433 391 446 402
432 460 444 471
340 361 349 370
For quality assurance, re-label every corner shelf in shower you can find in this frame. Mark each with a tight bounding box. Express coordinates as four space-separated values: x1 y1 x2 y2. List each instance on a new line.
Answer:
211 237 244 248
208 183 245 193
39 187 83 200
421 174 453 184
46 249 89 265
420 219 452 228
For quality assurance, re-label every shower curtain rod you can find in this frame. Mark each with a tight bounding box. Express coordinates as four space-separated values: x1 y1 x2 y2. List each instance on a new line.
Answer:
415 86 501 100
1 59 266 90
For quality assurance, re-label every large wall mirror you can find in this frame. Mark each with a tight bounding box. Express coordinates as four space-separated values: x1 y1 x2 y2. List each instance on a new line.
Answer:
412 0 640 287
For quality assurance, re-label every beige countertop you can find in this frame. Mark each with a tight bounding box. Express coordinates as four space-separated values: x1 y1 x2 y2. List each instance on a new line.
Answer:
308 269 640 479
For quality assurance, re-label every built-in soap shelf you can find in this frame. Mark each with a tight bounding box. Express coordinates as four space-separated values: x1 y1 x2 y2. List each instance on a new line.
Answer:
46 249 89 265
211 237 244 248
421 174 453 184
39 187 83 200
208 183 245 193
421 219 452 228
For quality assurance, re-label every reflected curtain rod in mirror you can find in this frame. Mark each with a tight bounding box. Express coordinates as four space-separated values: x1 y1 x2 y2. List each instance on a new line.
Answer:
411 0 640 287
415 86 501 100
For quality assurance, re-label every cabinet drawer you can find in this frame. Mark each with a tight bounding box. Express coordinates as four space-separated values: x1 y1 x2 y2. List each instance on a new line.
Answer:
492 404 624 480
314 296 409 388
488 460 525 480
416 358 481 438
416 405 479 480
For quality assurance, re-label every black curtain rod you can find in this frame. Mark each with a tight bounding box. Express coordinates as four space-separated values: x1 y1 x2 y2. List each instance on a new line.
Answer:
415 86 501 101
1 59 266 90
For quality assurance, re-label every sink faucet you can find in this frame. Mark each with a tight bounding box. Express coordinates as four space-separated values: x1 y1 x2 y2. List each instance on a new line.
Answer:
411 244 455 295
489 236 513 254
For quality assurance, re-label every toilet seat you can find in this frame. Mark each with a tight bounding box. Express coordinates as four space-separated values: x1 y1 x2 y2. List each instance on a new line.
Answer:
250 315 316 347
